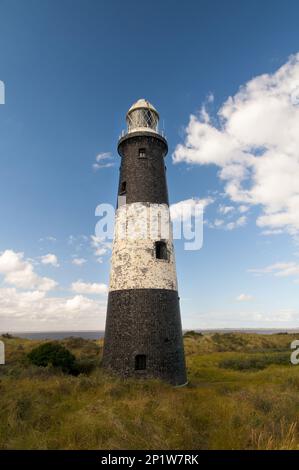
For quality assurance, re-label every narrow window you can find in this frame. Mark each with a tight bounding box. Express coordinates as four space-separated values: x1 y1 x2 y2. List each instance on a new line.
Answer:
139 148 146 158
155 241 168 260
135 354 146 370
120 181 126 194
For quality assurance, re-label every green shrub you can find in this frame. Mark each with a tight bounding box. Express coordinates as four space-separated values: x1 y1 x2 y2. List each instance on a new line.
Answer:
63 337 89 349
27 342 76 374
184 330 203 337
219 352 290 371
74 358 99 375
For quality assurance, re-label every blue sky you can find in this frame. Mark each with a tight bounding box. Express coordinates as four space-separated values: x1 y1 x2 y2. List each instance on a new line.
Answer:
0 0 299 331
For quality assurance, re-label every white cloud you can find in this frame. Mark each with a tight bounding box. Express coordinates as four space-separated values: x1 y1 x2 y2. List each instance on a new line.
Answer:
93 162 114 171
213 219 225 227
170 197 213 222
0 249 108 330
40 253 59 267
0 287 107 331
218 205 234 215
39 236 57 243
67 235 111 263
0 250 57 291
209 204 249 230
68 234 89 246
90 235 111 263
249 261 299 282
92 152 114 171
261 229 284 236
226 215 247 231
67 234 111 264
65 294 99 310
68 234 89 255
96 152 112 162
236 293 253 302
0 250 24 273
173 53 299 236
72 257 87 266
210 215 247 230
238 205 249 213
71 280 108 295
170 197 247 232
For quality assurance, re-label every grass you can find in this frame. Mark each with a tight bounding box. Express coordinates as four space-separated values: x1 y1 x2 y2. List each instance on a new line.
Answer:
219 352 290 371
1 332 299 449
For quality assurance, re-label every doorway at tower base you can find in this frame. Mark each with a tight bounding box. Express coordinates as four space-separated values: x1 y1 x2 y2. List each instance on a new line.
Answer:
102 288 187 386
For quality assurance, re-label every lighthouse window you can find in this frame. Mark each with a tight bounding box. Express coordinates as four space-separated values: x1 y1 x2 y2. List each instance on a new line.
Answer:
135 354 146 370
155 241 168 260
120 181 126 194
139 148 146 158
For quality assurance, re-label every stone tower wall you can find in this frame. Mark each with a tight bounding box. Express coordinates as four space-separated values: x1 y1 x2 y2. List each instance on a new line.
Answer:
102 129 187 386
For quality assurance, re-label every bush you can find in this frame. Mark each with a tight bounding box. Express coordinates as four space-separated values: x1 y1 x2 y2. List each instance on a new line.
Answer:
74 358 99 375
219 352 290 371
184 330 203 337
63 336 88 349
27 342 76 374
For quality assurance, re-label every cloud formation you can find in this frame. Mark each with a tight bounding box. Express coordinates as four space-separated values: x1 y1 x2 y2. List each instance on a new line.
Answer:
39 236 57 243
173 53 299 236
236 293 253 302
170 197 213 221
72 257 87 266
0 249 108 330
249 261 299 283
218 205 235 215
90 235 111 263
71 280 108 295
92 152 114 171
226 215 247 231
0 250 57 291
0 287 106 331
40 253 59 267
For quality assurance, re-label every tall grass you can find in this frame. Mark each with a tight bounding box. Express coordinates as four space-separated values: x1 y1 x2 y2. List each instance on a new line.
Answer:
0 332 299 449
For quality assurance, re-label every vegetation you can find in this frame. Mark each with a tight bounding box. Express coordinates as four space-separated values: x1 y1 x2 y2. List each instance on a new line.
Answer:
219 352 290 371
184 330 203 338
1 332 299 449
27 342 76 374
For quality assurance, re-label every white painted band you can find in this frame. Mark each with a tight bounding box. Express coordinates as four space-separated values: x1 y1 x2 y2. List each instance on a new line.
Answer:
109 203 178 292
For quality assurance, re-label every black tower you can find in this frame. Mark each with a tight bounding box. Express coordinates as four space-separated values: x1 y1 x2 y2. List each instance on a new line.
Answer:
102 99 187 386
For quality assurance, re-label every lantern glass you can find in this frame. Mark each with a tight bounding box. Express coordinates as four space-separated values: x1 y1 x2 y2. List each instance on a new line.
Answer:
127 108 158 132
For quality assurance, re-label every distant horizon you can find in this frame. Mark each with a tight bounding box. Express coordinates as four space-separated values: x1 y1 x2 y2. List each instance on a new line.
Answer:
2 327 299 334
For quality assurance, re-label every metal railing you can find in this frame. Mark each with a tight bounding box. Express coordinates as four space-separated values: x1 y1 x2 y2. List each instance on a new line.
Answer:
119 128 166 140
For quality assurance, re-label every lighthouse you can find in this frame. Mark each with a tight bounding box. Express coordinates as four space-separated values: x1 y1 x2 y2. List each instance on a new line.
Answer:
102 99 187 386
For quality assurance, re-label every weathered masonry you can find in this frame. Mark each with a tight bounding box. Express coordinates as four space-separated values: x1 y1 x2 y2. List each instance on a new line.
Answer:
102 99 187 386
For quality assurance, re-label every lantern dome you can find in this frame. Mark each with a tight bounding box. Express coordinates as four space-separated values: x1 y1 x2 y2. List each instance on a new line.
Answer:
126 98 159 134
